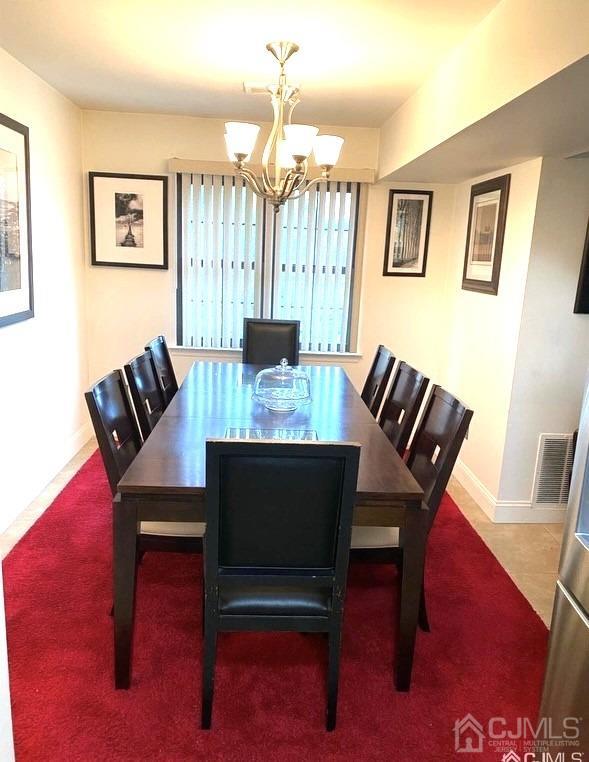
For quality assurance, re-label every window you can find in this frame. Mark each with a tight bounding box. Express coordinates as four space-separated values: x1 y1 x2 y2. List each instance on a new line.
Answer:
177 173 360 353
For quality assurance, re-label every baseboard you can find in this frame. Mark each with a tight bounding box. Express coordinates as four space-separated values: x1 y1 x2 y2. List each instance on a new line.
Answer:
452 459 565 524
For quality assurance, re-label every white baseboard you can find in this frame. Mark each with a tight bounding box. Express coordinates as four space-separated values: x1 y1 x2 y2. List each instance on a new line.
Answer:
452 458 565 524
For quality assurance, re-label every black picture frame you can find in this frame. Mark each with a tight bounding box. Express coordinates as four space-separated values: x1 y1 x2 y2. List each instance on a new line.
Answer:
383 189 433 278
0 113 34 329
462 174 510 295
573 218 589 314
89 172 168 269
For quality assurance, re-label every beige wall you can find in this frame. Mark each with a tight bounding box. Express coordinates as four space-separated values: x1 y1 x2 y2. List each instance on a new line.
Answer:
378 0 589 179
442 158 543 502
0 45 87 760
0 48 87 534
499 157 589 503
81 110 379 387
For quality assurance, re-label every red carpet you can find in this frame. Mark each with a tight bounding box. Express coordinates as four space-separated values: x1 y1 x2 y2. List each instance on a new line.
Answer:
3 451 547 761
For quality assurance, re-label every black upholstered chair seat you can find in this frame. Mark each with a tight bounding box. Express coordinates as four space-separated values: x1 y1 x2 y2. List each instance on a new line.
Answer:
219 586 331 617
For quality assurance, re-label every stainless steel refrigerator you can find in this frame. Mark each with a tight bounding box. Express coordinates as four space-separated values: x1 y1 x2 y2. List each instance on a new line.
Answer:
540 377 589 753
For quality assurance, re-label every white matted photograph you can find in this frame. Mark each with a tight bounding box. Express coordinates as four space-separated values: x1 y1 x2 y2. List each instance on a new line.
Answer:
462 174 510 295
382 189 433 277
89 172 168 268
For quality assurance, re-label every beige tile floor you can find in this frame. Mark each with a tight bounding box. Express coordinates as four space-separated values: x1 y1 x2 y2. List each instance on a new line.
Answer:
0 440 562 627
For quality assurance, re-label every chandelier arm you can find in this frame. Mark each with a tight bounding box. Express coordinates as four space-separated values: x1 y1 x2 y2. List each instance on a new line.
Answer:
281 168 306 201
236 166 268 199
262 91 284 193
286 175 329 202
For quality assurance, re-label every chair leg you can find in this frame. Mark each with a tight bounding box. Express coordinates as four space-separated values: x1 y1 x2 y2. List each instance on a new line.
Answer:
418 582 430 633
201 621 217 730
326 626 342 731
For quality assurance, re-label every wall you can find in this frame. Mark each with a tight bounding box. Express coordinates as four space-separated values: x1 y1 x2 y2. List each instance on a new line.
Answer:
0 48 87 533
378 0 589 179
499 157 589 506
81 110 379 389
357 182 455 385
442 158 543 510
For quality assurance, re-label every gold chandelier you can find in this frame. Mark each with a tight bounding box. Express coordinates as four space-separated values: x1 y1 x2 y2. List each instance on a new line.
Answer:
224 42 344 212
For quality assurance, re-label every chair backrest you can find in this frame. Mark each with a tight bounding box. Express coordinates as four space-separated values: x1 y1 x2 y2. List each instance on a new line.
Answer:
85 370 142 496
242 318 300 366
361 345 396 417
406 386 473 526
124 351 165 440
205 440 360 587
379 361 430 455
145 335 178 408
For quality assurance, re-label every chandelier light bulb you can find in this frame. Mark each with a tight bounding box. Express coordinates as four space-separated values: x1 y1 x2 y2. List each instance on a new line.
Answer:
224 122 260 161
283 124 319 162
313 135 344 168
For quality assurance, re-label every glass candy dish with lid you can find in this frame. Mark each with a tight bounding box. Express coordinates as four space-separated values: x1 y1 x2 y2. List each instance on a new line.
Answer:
252 358 311 412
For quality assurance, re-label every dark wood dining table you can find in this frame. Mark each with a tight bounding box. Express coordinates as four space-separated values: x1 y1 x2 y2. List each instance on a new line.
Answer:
114 361 427 691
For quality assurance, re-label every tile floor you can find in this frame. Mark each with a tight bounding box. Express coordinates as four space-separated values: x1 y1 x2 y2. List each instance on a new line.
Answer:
0 440 562 626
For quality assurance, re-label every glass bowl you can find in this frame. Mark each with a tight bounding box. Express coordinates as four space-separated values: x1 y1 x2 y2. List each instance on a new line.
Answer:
252 358 311 412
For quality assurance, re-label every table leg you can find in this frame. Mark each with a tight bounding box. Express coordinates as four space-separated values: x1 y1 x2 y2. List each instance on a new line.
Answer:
113 493 137 689
395 502 429 691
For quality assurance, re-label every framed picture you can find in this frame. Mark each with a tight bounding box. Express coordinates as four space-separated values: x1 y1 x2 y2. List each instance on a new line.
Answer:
383 189 433 277
462 174 510 295
89 172 168 269
0 113 34 329
573 218 589 314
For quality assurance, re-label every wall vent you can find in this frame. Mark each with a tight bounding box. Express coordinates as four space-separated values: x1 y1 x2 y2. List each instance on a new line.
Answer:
531 433 575 508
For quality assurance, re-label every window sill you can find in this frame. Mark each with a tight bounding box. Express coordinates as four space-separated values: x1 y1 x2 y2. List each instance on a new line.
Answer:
170 346 363 363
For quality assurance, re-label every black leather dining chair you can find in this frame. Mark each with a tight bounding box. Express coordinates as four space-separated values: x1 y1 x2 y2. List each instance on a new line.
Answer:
352 386 473 631
124 351 165 441
202 438 361 731
85 370 204 553
242 318 300 366
145 335 178 408
379 361 429 455
361 345 396 417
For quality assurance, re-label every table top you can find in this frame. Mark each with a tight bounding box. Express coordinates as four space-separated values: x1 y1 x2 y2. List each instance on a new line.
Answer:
118 362 424 504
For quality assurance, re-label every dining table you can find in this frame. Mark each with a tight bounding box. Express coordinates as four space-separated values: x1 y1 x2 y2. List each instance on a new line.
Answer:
114 361 427 691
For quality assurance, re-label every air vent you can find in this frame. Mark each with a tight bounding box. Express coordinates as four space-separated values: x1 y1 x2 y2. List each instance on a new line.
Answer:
531 433 575 508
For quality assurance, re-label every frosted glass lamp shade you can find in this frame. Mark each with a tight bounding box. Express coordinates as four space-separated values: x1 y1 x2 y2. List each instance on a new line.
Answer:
277 139 296 169
283 124 319 160
224 122 260 160
313 135 344 168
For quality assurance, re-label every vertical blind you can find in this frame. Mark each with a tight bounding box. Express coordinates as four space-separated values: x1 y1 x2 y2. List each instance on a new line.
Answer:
178 173 360 353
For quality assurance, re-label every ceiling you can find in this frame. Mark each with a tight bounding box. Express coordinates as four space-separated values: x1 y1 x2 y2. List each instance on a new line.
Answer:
0 0 499 127
382 55 589 183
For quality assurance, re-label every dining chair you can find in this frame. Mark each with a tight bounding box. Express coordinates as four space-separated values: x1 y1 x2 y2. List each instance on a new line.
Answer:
85 370 204 553
124 351 165 441
378 361 430 456
352 385 473 631
202 438 361 731
242 317 300 366
145 335 178 408
361 344 396 417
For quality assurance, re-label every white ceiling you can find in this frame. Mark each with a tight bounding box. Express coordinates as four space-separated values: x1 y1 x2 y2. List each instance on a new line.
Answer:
0 0 499 127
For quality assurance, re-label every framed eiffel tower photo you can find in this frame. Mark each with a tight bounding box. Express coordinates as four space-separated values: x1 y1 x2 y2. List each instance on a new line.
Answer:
89 172 168 269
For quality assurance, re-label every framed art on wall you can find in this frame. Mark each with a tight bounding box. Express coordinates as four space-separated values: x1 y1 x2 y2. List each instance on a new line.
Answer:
383 189 433 277
89 172 168 269
573 217 589 314
462 174 510 295
0 113 34 329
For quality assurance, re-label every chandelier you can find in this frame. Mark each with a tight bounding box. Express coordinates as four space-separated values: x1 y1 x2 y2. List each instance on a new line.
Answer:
224 41 344 212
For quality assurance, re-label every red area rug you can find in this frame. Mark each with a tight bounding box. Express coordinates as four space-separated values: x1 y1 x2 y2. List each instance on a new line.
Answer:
3 451 547 761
